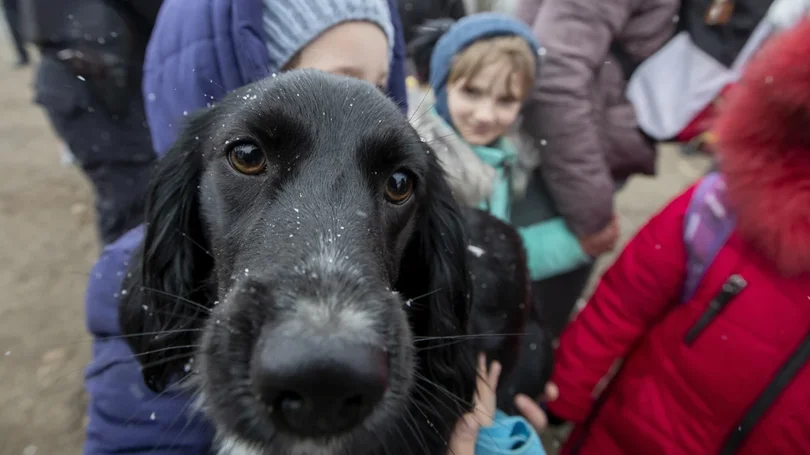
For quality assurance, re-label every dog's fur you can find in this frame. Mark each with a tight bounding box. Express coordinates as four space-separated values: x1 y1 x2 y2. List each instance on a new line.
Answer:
121 71 478 455
464 207 532 373
463 208 553 415
120 69 555 454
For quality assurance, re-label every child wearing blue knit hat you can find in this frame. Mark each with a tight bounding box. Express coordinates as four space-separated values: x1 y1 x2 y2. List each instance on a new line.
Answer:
262 0 395 90
413 12 593 284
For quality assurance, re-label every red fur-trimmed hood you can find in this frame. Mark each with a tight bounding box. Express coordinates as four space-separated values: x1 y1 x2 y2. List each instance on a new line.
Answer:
714 18 810 276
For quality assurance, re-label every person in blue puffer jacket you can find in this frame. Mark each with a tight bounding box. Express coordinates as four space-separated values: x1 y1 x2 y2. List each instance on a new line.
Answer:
142 0 408 157
83 0 540 453
84 0 406 453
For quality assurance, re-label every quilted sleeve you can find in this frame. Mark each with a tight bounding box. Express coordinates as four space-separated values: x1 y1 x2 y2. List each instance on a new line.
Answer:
547 184 697 423
142 0 252 157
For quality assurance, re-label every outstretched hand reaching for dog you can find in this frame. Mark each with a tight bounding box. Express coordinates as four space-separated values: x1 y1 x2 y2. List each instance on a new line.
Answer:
447 353 502 454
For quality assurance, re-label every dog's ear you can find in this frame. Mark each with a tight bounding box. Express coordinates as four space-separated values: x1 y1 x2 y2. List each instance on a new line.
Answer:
120 112 215 393
396 153 477 429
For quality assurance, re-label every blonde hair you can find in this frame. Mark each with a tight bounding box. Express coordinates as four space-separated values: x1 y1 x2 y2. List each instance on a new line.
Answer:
447 35 536 100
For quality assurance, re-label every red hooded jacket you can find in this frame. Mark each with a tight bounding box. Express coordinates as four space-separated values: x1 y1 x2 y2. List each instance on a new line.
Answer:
548 18 810 455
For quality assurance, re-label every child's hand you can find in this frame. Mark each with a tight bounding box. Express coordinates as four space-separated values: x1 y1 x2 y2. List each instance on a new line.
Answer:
578 216 619 257
447 353 502 455
513 382 560 431
473 352 502 428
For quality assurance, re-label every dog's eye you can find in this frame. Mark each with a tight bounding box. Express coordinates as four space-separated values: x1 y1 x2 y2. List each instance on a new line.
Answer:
385 170 414 204
228 144 266 175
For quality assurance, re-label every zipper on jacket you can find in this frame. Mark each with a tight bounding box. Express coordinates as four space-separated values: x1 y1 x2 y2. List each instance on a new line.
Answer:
684 274 747 346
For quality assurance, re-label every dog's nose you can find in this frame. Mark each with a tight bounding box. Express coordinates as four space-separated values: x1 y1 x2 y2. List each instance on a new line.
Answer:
252 336 389 436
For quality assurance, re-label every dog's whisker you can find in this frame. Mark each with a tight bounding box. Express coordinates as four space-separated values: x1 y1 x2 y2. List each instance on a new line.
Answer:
412 381 506 451
138 352 197 372
411 381 467 419
414 339 467 351
407 287 444 302
413 378 512 432
121 383 181 428
174 228 214 258
131 344 201 359
407 70 469 133
413 332 531 342
204 76 227 92
124 372 201 430
412 372 472 411
408 396 455 454
412 380 508 451
401 287 443 308
1 329 205 357
106 328 204 341
161 389 207 453
139 309 203 322
416 332 532 352
402 404 432 454
137 286 212 314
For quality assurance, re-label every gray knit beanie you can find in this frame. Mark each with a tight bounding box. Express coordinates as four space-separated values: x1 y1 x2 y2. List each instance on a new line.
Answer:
262 0 395 71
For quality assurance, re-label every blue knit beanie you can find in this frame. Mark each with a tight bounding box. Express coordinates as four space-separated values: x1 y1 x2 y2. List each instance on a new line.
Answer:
429 13 541 130
262 0 395 71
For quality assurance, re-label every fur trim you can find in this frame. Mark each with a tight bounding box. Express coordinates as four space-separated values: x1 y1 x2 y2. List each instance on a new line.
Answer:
714 18 810 275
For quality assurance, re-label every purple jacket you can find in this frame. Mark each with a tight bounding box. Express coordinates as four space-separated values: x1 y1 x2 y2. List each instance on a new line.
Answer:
83 0 408 453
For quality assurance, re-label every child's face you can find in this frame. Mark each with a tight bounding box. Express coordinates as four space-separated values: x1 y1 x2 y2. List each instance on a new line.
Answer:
289 21 390 91
446 61 525 146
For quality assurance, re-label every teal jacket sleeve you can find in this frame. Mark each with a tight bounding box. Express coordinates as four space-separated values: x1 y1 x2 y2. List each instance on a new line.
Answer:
518 217 591 281
475 410 546 455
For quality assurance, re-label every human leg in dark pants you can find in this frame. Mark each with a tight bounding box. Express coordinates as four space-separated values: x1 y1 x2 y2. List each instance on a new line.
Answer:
510 174 594 337
2 0 30 66
34 56 155 245
531 263 593 338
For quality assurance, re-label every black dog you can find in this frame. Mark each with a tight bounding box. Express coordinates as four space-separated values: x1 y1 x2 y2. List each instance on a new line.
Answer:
120 70 477 455
120 70 553 454
463 208 554 415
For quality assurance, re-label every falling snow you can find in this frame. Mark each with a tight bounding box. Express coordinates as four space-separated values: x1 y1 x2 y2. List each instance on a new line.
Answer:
467 245 485 257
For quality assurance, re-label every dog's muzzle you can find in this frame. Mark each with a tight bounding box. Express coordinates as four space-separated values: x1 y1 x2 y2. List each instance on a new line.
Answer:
251 331 389 437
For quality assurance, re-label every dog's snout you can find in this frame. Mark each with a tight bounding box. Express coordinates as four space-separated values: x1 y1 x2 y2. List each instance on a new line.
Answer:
252 336 389 436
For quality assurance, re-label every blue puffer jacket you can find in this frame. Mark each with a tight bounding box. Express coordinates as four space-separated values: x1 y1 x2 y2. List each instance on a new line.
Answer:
142 0 408 157
84 0 407 453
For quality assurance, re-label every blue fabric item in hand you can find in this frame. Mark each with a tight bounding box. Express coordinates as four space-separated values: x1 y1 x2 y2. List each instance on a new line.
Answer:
476 409 546 455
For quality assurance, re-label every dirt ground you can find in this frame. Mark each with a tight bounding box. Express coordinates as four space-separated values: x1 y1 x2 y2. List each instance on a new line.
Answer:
0 35 710 455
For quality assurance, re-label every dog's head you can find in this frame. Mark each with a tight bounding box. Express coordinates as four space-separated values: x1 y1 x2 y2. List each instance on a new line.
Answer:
121 70 476 454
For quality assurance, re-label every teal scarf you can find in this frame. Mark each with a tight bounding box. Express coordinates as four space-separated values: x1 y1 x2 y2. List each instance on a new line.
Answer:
472 138 518 223
429 108 518 222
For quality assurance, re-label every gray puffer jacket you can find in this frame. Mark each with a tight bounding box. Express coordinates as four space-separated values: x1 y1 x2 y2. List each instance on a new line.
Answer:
515 0 679 236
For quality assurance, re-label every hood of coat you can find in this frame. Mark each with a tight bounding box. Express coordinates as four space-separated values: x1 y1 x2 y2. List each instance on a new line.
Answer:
714 17 810 275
